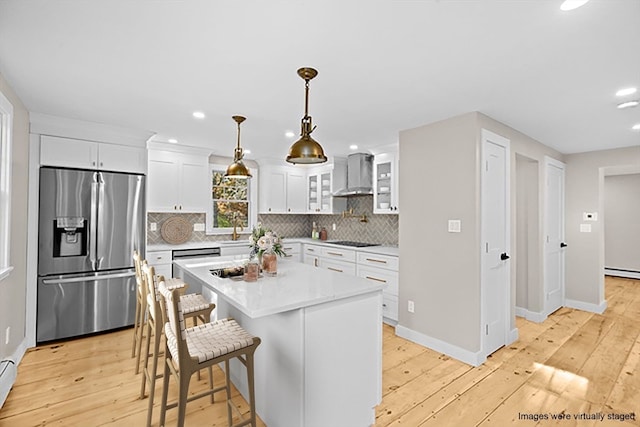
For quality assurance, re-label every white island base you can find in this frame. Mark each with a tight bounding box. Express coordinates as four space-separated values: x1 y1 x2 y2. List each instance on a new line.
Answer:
220 291 382 427
175 258 382 427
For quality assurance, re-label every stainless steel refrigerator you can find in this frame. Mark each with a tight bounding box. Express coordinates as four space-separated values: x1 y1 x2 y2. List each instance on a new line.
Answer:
37 167 145 343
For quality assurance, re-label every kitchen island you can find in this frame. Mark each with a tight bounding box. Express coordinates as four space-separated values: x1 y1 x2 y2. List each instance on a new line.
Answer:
173 256 383 427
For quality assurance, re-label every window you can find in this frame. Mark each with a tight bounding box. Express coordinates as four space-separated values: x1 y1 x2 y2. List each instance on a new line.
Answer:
206 164 257 234
0 90 13 281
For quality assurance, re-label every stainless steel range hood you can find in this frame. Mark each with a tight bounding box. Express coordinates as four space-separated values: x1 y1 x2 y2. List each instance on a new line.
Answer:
333 153 373 197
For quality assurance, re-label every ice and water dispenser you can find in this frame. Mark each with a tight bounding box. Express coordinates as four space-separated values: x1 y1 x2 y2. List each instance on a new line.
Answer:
52 217 87 257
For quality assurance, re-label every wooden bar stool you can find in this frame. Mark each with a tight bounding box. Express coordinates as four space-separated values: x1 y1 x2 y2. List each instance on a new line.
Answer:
132 251 188 374
140 263 216 427
158 281 261 427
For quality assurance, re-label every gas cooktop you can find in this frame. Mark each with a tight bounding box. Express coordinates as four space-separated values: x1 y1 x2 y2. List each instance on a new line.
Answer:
329 241 380 248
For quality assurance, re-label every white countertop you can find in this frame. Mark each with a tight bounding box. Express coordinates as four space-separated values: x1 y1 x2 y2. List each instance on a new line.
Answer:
149 238 399 257
173 256 384 318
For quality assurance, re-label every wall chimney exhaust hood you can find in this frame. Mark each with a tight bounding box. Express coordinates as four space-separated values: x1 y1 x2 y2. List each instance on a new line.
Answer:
333 153 374 197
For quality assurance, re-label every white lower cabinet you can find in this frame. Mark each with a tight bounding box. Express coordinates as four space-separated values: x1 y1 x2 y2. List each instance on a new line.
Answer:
304 243 400 324
356 252 399 324
281 242 302 263
146 250 173 279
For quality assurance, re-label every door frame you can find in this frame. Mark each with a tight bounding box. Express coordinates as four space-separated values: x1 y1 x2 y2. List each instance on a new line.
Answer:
543 156 566 316
480 129 512 360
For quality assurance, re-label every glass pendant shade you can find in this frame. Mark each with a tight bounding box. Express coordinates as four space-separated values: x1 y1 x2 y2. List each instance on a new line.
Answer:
225 115 252 179
286 67 328 164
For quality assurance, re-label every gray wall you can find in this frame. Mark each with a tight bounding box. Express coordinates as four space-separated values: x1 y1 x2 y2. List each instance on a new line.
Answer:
398 111 564 357
0 73 29 360
604 173 640 272
399 112 481 352
565 147 640 306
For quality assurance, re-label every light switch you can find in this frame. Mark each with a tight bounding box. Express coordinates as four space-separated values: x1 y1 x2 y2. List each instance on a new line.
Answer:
149 222 157 231
583 212 598 221
448 220 461 233
193 223 205 232
580 224 592 233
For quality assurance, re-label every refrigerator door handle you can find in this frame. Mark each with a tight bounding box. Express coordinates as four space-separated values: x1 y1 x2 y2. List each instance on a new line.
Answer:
42 271 136 285
89 172 98 270
96 171 105 270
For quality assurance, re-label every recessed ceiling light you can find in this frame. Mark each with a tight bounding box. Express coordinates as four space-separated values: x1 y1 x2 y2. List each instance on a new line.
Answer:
349 144 358 150
617 100 639 109
632 124 640 131
560 0 590 11
193 111 205 119
285 131 295 138
168 138 178 143
616 87 637 97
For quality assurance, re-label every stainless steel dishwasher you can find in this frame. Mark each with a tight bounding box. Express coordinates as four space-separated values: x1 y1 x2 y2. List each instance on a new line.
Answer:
171 247 221 294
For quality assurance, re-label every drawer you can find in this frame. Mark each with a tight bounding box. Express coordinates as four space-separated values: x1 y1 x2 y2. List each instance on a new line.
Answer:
147 250 172 265
320 258 356 276
382 294 398 322
321 246 356 262
281 242 301 255
356 265 399 296
303 244 323 256
357 252 399 271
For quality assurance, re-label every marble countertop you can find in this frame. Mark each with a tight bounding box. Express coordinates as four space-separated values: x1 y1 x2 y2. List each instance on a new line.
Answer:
173 256 384 318
149 238 399 257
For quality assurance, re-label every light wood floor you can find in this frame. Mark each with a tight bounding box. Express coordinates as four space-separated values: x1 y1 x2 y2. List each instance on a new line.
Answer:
1 276 638 427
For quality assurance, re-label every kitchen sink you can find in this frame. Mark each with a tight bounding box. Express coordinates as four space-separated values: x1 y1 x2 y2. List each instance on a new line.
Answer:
329 241 380 248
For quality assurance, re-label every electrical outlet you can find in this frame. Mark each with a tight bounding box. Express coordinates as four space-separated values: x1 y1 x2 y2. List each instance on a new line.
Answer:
408 300 415 313
149 222 157 231
332 223 336 231
193 223 205 232
5 326 9 345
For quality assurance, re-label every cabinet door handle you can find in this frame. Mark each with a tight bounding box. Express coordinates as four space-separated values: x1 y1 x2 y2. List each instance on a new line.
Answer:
307 248 315 252
92 161 96 166
328 267 343 273
288 208 291 212
326 252 343 257
365 258 387 264
100 162 103 167
365 276 387 283
314 258 318 267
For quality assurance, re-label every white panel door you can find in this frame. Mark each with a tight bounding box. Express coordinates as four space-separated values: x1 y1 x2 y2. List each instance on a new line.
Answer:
481 130 511 358
544 157 566 316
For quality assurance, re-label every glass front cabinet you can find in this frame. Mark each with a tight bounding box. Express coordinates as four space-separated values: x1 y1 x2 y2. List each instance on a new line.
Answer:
373 152 399 214
306 160 347 214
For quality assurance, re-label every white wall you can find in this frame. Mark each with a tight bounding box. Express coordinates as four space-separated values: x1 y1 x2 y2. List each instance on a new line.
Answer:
0 73 29 363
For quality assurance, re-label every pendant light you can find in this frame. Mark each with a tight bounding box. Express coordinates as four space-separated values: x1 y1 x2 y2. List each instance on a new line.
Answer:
224 115 252 179
286 67 328 164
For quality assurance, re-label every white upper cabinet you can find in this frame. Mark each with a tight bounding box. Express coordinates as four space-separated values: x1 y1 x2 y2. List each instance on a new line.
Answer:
147 149 209 212
373 151 399 214
40 135 146 174
306 160 347 214
259 166 306 213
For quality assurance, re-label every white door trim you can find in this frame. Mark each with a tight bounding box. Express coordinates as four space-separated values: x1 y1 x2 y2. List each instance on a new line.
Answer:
480 129 512 360
543 156 566 316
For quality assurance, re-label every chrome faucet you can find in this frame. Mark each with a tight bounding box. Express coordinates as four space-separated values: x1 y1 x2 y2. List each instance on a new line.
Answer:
231 213 244 241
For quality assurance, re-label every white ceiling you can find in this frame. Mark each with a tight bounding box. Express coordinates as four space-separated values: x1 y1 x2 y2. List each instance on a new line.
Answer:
0 0 638 161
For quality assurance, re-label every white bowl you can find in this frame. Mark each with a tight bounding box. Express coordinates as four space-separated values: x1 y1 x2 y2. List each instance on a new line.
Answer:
310 182 317 188
310 191 317 197
380 186 390 192
322 204 329 209
322 180 330 186
380 203 390 209
322 190 330 196
309 203 317 210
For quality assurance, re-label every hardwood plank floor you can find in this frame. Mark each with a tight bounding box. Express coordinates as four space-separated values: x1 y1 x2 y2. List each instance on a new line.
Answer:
1 276 638 426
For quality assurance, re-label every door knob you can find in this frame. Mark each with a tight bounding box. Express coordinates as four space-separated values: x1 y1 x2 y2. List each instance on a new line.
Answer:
500 252 510 261
560 242 568 248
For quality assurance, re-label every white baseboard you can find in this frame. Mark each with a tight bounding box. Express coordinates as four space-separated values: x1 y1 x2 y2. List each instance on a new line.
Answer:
395 325 484 367
564 298 607 315
0 337 29 408
515 306 547 323
605 269 640 280
508 328 519 345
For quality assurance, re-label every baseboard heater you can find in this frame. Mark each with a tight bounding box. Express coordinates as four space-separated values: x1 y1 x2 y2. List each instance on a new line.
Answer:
0 359 17 408
605 268 640 280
